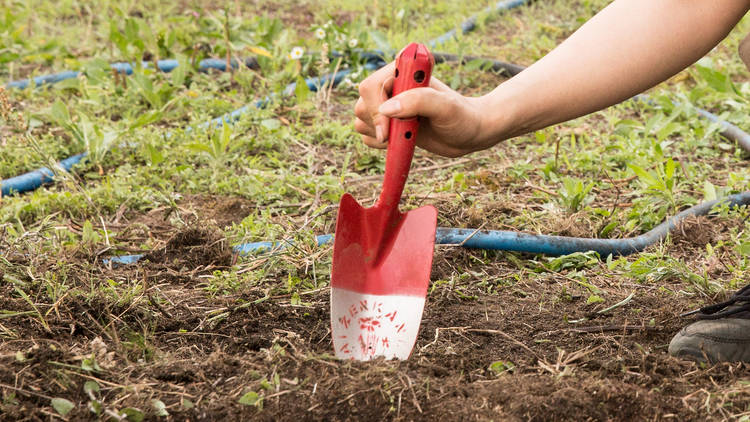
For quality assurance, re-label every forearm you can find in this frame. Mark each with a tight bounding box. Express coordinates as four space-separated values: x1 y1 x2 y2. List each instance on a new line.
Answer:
478 0 750 143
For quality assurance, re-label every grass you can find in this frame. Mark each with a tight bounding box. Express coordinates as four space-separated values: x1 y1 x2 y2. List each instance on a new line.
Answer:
1 0 750 420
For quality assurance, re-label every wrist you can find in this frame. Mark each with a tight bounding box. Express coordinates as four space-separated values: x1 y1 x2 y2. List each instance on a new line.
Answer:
472 83 525 149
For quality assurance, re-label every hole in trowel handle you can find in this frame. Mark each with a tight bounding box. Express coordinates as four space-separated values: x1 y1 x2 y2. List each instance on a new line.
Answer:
395 68 399 78
413 70 425 83
404 131 412 139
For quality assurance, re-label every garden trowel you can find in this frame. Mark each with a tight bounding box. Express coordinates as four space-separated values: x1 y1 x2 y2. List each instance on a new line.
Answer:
330 43 436 361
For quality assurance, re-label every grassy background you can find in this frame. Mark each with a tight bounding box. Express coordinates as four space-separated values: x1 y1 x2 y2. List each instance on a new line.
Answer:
2 0 750 420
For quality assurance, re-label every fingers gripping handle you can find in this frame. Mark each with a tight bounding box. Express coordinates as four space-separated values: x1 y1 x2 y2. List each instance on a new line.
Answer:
376 43 434 211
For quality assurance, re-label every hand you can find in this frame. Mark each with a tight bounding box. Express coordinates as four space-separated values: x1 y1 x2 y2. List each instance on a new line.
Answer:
353 61 492 158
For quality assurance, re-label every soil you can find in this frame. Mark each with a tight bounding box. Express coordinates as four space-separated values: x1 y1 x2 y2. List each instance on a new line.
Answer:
143 224 233 274
3 1 750 421
1 194 749 421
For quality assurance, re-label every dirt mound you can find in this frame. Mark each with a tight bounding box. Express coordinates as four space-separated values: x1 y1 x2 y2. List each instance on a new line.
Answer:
672 215 720 248
144 223 233 270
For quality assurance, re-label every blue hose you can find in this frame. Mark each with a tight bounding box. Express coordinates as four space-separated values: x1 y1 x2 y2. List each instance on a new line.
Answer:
5 58 258 90
198 61 383 130
4 0 527 90
1 153 87 197
6 0 750 262
429 0 529 47
436 192 750 255
0 60 384 196
690 107 750 152
632 94 750 153
3 0 745 198
5 70 81 90
105 190 750 265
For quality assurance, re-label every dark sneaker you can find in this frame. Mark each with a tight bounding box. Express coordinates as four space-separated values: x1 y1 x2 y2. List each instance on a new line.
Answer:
669 284 750 363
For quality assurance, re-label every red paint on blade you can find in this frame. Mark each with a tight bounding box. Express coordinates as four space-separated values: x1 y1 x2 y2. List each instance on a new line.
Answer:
331 194 437 297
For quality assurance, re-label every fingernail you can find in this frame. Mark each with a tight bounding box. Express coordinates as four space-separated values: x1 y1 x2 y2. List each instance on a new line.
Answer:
375 125 384 143
379 99 401 115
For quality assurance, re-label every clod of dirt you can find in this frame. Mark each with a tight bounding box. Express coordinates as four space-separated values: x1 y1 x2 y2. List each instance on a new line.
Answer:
144 223 233 270
671 215 719 247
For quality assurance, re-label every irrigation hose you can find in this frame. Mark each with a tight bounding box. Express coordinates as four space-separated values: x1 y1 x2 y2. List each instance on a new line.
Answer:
106 190 750 265
4 0 750 262
5 58 260 90
0 60 383 197
186 189 750 258
2 0 743 197
4 0 526 89
0 0 732 194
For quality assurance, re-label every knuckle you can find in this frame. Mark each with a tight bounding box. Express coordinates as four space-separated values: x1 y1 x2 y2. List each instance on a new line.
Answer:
353 118 368 133
354 99 366 117
372 113 387 125
445 93 460 112
358 78 375 96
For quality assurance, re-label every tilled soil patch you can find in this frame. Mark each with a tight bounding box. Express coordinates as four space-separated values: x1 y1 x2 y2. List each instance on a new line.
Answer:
2 251 749 421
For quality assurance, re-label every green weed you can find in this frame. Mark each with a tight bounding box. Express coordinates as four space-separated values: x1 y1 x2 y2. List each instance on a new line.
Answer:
557 177 594 213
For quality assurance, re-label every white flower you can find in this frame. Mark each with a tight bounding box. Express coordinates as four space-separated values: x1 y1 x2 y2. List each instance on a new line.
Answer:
348 38 358 48
315 28 326 39
288 46 304 60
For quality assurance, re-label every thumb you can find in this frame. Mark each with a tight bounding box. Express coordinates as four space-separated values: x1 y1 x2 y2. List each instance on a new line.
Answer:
377 87 451 121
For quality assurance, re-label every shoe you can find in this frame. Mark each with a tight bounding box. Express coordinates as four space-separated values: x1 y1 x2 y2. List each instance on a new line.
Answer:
668 284 750 363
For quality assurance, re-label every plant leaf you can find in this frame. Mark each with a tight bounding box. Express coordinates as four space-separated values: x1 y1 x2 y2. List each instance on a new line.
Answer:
129 110 163 130
702 182 717 202
120 407 144 422
260 118 281 131
49 100 71 125
83 381 100 395
171 54 188 87
152 399 169 417
186 143 213 154
695 63 733 93
239 391 263 408
249 46 272 58
295 75 310 103
489 360 515 374
629 164 657 186
51 397 75 416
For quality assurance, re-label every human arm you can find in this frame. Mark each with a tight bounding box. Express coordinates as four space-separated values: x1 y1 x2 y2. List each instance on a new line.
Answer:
354 0 750 157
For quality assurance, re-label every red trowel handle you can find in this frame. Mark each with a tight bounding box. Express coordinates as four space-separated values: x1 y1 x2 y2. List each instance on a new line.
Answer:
376 43 434 210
